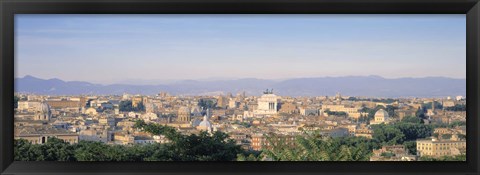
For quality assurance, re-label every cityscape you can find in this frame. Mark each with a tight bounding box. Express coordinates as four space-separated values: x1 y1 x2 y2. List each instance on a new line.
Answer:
14 80 467 161
14 14 466 161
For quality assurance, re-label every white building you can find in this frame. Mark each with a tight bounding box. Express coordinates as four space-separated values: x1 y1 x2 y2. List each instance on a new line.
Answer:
254 89 279 116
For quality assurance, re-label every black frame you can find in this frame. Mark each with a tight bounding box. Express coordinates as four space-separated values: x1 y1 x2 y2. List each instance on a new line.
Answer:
1 0 479 174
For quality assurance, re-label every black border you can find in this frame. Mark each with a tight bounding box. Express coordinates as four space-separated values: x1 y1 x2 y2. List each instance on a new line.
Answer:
1 0 479 174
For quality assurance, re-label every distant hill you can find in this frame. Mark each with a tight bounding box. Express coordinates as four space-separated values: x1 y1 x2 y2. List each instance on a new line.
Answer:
15 75 466 98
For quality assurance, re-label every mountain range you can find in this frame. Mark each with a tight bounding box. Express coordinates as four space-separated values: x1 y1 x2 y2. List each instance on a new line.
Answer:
14 75 466 98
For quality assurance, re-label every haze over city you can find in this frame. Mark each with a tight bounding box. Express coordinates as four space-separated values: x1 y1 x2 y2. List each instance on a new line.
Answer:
16 14 466 85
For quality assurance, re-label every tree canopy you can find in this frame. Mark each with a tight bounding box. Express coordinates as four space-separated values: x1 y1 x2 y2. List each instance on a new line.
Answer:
15 120 245 161
119 100 145 112
260 132 372 161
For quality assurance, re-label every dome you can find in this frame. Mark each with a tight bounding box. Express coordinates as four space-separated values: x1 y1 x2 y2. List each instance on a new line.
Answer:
374 109 389 118
39 102 51 114
198 115 212 128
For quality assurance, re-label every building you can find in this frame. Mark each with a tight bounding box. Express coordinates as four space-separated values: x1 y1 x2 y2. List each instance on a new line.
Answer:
33 102 52 121
216 96 228 109
177 107 191 123
278 102 297 114
15 126 79 144
370 109 390 125
318 128 350 138
355 124 373 139
321 104 363 119
17 101 41 111
85 107 98 116
416 136 466 158
300 107 319 116
442 100 456 108
113 132 134 145
79 129 112 143
196 115 213 133
255 89 279 116
370 145 417 161
132 96 143 108
99 117 116 127
46 97 86 109
251 133 296 151
395 109 416 121
145 103 157 113
228 98 239 109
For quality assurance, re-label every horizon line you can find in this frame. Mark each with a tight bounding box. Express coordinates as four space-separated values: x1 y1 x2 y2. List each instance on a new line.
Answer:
16 74 467 86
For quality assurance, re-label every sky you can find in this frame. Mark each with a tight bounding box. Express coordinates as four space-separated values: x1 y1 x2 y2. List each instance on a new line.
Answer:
15 14 466 85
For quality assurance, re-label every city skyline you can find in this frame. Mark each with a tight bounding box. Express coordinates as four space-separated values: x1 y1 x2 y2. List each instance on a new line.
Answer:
16 14 466 84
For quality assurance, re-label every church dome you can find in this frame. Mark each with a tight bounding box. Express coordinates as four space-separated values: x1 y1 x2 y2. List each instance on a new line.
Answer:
39 102 51 114
374 109 389 119
198 115 212 128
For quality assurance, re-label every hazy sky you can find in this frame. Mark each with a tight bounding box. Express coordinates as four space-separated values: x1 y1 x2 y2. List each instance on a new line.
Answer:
15 14 466 84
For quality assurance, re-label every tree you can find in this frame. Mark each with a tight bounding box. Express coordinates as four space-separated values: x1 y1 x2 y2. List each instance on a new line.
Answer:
15 120 246 161
261 132 372 161
448 121 466 128
423 101 443 110
326 111 347 117
385 105 397 118
419 154 466 161
119 100 133 112
401 116 422 124
371 124 405 145
360 106 383 121
198 99 217 109
415 108 426 119
14 138 76 161
134 120 244 161
119 100 144 112
444 104 466 111
403 141 417 155
394 122 433 141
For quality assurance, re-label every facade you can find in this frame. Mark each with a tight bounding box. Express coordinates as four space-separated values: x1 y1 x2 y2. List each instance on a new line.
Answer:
321 104 363 119
177 107 191 123
278 102 297 114
370 145 417 161
16 134 79 144
416 137 466 157
216 96 228 109
132 96 143 108
99 117 116 127
300 108 319 116
251 133 296 151
46 97 85 109
79 129 111 143
15 126 79 144
17 101 41 111
85 107 98 116
255 90 279 116
228 98 239 109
